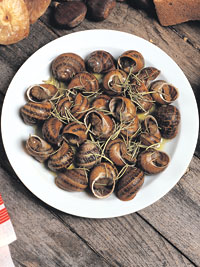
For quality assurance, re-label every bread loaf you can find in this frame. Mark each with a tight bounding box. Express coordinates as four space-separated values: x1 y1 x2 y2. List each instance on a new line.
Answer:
153 0 200 26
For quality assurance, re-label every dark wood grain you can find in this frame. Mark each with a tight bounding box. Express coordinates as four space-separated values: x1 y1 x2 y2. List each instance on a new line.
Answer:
0 2 200 267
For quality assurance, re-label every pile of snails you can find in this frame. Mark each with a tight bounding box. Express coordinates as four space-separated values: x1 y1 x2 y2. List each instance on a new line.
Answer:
20 49 181 201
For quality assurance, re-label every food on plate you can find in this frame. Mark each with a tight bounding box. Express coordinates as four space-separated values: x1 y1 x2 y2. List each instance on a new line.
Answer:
20 49 180 201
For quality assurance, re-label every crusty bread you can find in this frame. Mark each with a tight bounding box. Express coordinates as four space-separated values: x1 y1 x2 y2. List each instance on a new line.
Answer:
153 0 200 26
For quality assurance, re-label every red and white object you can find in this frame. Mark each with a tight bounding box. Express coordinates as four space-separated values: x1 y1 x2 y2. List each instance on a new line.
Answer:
0 194 16 267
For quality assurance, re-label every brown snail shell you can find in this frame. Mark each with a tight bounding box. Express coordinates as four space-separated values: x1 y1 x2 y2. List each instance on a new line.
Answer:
91 94 111 111
85 50 116 74
102 69 127 95
55 168 88 192
118 50 144 74
71 93 90 120
26 84 58 102
84 110 115 140
56 96 73 117
134 83 154 112
62 121 87 146
20 101 52 125
150 80 179 104
137 67 160 85
48 141 74 172
51 53 85 82
42 117 63 145
67 72 99 93
116 167 144 201
137 148 170 174
75 140 101 169
154 105 181 139
105 138 136 167
89 162 117 199
140 115 161 146
26 135 54 163
109 96 136 122
121 116 140 138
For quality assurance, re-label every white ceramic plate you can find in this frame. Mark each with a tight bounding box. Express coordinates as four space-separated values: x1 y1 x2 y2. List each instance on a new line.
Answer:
1 30 199 218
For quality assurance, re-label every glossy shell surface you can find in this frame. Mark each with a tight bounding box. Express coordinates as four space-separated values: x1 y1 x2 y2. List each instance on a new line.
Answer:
42 117 63 145
118 50 144 74
62 121 87 145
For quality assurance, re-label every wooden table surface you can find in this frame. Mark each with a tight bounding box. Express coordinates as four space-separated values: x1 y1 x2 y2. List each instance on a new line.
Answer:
0 2 200 267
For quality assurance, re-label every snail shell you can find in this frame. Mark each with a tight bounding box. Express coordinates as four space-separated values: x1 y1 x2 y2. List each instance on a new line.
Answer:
26 84 58 102
42 117 63 145
75 140 101 169
48 141 74 172
91 94 111 111
134 83 154 112
137 67 160 85
121 116 140 138
26 135 54 163
51 53 85 82
109 96 136 122
84 110 115 139
62 121 87 146
137 148 170 174
55 168 88 192
56 96 73 117
154 105 181 139
118 50 144 74
89 162 117 199
105 138 136 167
71 93 90 120
150 80 179 104
85 50 116 74
67 72 99 93
116 167 144 201
140 115 161 146
20 101 52 125
102 69 127 95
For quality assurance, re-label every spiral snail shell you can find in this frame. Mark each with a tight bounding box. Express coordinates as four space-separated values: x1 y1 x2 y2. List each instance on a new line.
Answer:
154 105 181 139
42 117 63 145
140 115 161 146
20 101 52 125
109 96 136 122
48 141 74 172
62 121 87 146
121 116 140 138
150 80 179 104
26 135 54 163
71 93 90 120
102 69 127 95
67 71 99 93
85 50 116 74
136 67 160 85
137 148 170 174
105 138 136 167
26 84 58 103
133 83 154 112
89 162 117 199
75 140 101 169
118 50 144 74
91 94 111 111
84 110 115 140
55 168 88 192
51 53 85 82
116 167 144 201
56 96 73 117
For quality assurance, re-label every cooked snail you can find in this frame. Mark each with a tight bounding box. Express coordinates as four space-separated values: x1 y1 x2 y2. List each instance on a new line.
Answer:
75 140 101 169
116 167 144 201
26 84 58 102
89 162 117 199
56 96 73 117
137 148 170 174
48 141 74 172
91 94 111 111
154 105 181 139
26 135 54 163
102 69 127 95
85 50 116 73
105 138 136 166
118 50 144 74
109 96 136 122
62 121 87 146
51 53 85 82
55 168 88 192
132 83 154 112
136 67 160 85
121 116 140 138
20 101 52 125
150 80 179 104
84 110 115 139
42 117 63 145
140 115 161 146
71 93 90 120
